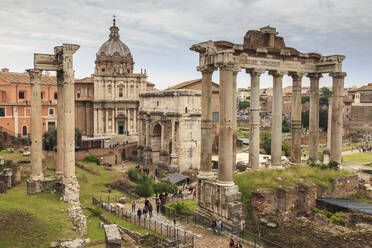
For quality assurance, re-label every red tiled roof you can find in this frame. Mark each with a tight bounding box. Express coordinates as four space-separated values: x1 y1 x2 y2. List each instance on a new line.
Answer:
75 77 94 83
0 71 56 85
167 79 219 90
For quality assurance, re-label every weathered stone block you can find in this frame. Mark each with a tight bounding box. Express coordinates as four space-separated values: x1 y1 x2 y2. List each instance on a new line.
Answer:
104 224 121 248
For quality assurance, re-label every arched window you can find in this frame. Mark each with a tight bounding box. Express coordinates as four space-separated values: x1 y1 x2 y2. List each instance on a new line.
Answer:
22 125 27 136
119 88 123 98
185 107 188 113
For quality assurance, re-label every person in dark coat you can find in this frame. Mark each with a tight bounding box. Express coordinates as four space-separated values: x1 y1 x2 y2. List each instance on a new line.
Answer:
137 208 142 220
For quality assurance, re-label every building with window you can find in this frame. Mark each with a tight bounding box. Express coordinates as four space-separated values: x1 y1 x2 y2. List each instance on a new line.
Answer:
0 68 57 137
91 19 155 141
137 90 201 172
166 79 220 135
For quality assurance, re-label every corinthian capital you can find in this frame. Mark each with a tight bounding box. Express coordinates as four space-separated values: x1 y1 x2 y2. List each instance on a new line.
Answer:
329 72 347 78
197 65 216 74
269 70 287 77
26 69 42 84
246 68 266 76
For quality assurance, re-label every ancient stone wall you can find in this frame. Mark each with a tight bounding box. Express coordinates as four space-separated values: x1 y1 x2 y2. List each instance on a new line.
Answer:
250 175 359 217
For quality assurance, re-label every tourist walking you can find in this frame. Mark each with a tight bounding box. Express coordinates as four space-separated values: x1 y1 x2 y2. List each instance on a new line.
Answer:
217 219 222 235
137 208 142 220
148 203 153 218
156 198 161 213
229 239 235 247
121 160 125 169
211 220 217 233
236 241 243 248
131 200 136 213
143 206 148 218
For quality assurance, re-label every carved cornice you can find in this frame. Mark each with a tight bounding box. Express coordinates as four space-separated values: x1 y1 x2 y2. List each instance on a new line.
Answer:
307 73 323 79
26 69 42 84
329 72 347 78
246 68 266 76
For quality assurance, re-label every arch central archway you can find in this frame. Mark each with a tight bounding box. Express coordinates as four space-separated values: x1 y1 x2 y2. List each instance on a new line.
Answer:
151 123 162 165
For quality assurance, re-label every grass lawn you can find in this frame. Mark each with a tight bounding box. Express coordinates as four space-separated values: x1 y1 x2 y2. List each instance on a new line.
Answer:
342 152 372 165
234 165 351 205
0 181 78 248
0 157 149 247
0 149 29 162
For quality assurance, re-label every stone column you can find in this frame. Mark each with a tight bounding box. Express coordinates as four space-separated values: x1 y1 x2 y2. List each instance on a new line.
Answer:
133 109 137 134
308 73 322 161
160 122 165 151
105 109 109 134
269 70 285 167
27 69 44 181
232 68 240 171
144 116 151 164
62 44 80 203
170 119 178 168
327 98 332 150
217 64 234 186
248 69 264 168
290 72 303 163
330 72 346 164
56 70 65 179
198 66 215 179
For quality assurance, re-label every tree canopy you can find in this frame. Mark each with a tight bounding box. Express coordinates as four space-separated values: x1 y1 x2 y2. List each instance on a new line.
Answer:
43 127 82 151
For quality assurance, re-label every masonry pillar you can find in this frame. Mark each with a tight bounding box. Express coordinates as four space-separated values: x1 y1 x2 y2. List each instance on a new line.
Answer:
198 66 215 179
27 69 44 181
62 44 80 202
217 65 234 185
56 70 65 179
232 68 240 171
144 116 151 165
133 109 137 134
248 69 264 168
170 119 178 168
290 72 303 163
330 72 346 164
270 71 285 167
308 73 322 161
327 97 332 150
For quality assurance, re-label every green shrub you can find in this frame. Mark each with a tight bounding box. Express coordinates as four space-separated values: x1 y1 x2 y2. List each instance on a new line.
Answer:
328 160 339 170
134 181 154 197
90 207 102 217
330 212 341 225
83 155 100 165
313 208 333 218
153 182 177 194
168 202 192 216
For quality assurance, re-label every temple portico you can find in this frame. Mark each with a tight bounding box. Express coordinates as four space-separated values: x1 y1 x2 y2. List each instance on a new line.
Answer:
26 43 81 203
191 26 346 235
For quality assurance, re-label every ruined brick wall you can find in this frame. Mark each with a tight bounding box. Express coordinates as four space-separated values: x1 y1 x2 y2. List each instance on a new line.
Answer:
250 175 360 217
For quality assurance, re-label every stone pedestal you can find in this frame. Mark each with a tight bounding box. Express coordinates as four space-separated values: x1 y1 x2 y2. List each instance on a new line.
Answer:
27 178 61 195
104 224 121 248
196 179 245 235
63 177 80 203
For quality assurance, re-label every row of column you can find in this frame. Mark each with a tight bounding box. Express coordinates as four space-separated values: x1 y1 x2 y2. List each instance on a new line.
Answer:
198 64 346 184
94 108 137 135
28 49 78 182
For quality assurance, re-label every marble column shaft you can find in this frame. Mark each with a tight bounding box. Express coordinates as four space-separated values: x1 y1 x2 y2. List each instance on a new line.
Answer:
248 69 263 168
160 122 165 151
56 70 65 179
327 98 332 150
290 73 303 163
63 48 79 179
28 69 44 181
330 72 346 164
232 70 239 171
199 67 214 178
309 73 322 161
218 65 234 185
270 71 285 167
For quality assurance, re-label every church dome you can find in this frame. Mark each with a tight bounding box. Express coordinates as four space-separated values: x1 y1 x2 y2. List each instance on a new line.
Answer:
95 17 134 75
98 39 131 57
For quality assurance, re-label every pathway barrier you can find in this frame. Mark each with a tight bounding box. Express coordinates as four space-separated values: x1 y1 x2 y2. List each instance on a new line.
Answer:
92 196 194 247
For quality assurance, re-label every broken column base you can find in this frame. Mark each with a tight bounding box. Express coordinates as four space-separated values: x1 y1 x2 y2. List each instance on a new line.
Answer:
27 178 62 195
195 179 246 235
62 177 80 203
104 224 122 248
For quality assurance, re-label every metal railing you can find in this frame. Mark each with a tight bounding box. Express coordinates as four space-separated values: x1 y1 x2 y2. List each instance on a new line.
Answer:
92 196 194 247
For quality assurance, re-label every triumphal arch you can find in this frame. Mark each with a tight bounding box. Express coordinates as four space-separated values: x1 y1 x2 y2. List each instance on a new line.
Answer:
191 26 346 234
27 44 81 202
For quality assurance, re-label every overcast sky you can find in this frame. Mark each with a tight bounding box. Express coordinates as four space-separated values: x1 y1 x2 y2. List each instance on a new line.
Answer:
1 0 372 90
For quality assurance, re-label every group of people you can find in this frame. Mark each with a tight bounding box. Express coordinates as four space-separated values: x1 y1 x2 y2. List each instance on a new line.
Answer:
132 199 154 220
211 219 223 235
229 239 243 248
